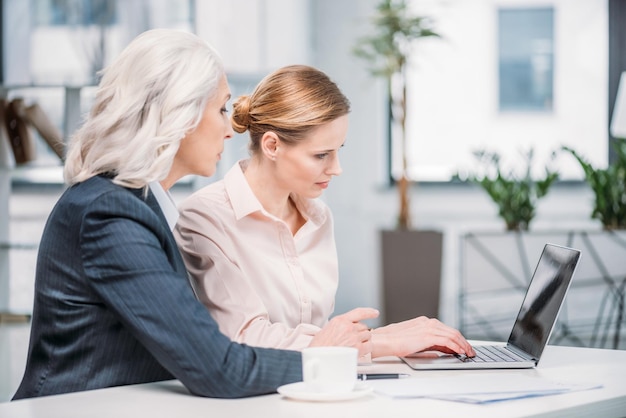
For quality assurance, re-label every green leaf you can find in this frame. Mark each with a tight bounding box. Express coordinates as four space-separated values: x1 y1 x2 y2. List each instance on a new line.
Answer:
561 139 626 229
467 148 559 231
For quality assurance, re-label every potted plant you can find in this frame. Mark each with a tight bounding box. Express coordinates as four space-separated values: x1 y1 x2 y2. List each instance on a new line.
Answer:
458 145 626 348
353 0 442 323
562 138 626 230
456 147 559 338
353 0 439 229
464 148 560 231
560 139 626 349
457 148 561 343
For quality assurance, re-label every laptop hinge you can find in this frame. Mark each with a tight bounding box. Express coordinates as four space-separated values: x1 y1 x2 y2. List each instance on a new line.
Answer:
507 344 539 364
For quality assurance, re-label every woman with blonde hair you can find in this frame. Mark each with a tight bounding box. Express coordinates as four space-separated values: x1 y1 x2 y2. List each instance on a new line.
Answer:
175 65 475 359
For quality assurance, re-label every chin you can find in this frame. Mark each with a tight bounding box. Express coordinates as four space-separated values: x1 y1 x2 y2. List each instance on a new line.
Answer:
199 166 217 178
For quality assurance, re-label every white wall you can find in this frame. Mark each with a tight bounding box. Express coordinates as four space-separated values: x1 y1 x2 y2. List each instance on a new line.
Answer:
195 0 311 74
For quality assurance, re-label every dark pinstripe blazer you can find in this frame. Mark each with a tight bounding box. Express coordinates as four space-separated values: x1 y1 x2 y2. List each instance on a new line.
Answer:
12 175 301 400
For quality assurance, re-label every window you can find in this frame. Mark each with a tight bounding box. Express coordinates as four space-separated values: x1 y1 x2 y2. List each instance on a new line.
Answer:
33 0 117 27
2 0 194 177
7 0 193 85
498 8 554 111
398 0 607 182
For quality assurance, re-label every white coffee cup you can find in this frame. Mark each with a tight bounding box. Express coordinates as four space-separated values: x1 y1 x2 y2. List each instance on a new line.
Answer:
302 346 358 394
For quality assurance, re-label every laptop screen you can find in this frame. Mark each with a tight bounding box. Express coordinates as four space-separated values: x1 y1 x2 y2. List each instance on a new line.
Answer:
507 244 581 360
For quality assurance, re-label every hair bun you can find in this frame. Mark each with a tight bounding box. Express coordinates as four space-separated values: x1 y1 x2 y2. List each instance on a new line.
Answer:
231 95 252 134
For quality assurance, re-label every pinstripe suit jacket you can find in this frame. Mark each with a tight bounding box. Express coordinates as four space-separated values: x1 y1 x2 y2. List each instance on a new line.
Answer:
12 175 301 400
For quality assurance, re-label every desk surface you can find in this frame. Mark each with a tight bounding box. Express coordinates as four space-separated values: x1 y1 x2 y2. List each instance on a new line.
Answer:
1 344 625 418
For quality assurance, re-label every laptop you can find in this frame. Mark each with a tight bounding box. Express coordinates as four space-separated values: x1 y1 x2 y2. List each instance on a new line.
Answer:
401 243 581 370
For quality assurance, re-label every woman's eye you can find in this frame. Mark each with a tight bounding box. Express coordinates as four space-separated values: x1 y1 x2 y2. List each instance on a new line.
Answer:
220 107 228 114
315 153 329 159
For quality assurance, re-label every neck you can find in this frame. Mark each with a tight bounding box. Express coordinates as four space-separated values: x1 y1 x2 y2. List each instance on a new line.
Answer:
244 158 293 220
161 167 185 191
159 179 173 191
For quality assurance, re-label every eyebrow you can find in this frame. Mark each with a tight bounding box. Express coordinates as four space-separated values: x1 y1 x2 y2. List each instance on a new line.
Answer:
315 143 345 153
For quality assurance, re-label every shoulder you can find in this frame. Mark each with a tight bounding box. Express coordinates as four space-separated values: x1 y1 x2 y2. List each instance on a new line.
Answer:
176 179 234 235
59 176 128 209
178 179 228 213
59 176 158 226
74 176 146 208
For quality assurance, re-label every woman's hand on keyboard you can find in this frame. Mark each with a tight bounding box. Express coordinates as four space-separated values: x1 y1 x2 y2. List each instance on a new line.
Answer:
370 316 476 359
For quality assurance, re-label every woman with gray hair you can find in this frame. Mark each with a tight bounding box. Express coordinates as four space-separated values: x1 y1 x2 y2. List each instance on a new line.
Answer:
13 29 375 400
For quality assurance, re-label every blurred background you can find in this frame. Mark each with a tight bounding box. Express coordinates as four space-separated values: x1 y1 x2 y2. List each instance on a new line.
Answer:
1 0 625 401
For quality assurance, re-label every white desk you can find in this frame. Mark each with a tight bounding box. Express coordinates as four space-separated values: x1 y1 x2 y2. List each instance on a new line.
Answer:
1 344 625 418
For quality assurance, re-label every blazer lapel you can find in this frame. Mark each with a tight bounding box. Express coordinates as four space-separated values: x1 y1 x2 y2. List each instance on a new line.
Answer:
128 187 189 277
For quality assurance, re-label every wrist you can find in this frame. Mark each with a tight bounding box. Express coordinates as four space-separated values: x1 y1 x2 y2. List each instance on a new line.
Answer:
370 330 394 358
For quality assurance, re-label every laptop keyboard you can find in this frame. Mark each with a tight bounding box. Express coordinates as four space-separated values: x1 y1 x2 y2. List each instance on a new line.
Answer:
457 345 527 363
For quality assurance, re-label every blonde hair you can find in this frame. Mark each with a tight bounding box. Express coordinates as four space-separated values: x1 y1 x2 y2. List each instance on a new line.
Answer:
231 65 350 154
64 29 225 188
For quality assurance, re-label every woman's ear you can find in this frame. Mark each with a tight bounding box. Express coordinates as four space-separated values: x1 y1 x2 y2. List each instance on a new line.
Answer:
261 131 281 161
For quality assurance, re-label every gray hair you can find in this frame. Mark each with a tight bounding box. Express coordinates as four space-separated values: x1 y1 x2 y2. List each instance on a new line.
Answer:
64 29 225 188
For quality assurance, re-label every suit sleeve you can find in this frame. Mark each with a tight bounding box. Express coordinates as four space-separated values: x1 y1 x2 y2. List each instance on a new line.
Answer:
79 189 301 398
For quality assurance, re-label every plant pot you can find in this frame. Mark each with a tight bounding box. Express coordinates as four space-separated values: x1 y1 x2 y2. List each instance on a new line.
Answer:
381 229 443 324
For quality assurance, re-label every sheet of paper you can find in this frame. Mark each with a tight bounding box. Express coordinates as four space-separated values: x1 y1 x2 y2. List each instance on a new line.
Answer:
368 373 601 404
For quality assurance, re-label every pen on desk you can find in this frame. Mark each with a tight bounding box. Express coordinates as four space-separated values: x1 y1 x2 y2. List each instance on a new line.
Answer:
357 373 410 381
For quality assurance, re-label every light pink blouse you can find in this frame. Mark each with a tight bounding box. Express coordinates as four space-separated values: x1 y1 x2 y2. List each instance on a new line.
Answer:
174 160 338 350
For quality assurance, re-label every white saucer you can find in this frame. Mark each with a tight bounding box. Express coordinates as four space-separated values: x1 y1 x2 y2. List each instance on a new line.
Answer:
277 382 373 402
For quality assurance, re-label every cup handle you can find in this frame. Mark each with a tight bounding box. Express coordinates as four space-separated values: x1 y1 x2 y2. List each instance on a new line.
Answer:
304 358 320 383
